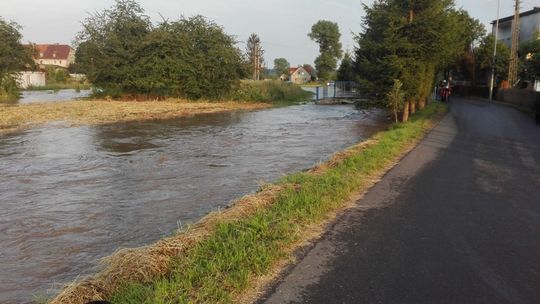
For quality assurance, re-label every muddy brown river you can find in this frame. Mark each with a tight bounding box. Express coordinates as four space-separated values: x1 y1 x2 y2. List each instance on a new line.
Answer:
0 104 386 303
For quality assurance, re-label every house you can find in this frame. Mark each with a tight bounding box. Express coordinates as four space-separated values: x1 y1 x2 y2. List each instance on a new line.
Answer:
288 67 311 84
492 7 540 48
32 44 75 69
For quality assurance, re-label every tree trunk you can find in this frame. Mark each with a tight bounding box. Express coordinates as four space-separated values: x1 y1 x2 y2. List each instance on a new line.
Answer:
401 101 410 122
410 101 416 115
418 98 426 110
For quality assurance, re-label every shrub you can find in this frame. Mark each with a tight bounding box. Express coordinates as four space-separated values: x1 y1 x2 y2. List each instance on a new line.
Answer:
229 80 313 103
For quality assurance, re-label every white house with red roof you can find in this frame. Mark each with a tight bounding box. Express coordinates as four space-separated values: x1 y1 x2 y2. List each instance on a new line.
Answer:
32 44 75 69
288 66 311 84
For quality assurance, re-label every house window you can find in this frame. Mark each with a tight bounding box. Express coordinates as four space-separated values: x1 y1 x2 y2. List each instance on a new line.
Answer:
40 60 43 64
59 61 62 65
39 52 43 58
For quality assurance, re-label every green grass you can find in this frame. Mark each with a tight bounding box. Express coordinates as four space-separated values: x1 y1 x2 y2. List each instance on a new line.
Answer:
229 80 313 104
108 103 447 304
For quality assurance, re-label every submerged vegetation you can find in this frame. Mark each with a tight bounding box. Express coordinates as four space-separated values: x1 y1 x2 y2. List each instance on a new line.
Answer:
50 103 446 304
0 100 270 134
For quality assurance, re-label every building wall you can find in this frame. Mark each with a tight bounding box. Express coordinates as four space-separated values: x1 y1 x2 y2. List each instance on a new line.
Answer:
16 72 46 89
493 13 540 48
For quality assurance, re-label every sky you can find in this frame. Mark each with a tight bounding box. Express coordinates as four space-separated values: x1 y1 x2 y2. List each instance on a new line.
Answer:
2 0 536 67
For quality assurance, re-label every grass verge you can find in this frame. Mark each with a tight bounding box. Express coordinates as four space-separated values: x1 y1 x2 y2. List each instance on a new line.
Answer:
50 103 447 304
0 99 270 134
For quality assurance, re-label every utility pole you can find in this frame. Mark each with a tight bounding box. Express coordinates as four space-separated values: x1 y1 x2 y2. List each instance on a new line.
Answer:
508 0 520 87
489 0 501 101
253 43 257 81
252 42 263 80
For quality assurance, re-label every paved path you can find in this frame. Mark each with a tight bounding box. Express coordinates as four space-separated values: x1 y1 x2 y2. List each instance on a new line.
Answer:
260 98 540 304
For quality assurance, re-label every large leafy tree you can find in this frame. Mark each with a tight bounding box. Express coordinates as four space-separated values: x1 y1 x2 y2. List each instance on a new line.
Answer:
273 58 290 77
475 34 510 84
355 0 471 121
519 38 540 82
246 33 264 80
76 0 152 94
76 0 244 99
138 16 244 99
308 20 343 80
0 17 33 98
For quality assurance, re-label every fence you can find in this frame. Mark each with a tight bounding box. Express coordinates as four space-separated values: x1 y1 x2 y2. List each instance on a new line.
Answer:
303 81 361 101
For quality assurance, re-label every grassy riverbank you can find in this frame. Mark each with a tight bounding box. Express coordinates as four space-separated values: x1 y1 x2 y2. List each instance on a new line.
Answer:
50 102 446 304
0 100 270 134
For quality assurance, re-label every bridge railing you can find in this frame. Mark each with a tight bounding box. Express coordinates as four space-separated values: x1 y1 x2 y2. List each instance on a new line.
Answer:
303 81 361 101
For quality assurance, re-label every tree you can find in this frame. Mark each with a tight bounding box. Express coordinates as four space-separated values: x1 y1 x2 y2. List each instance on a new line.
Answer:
354 0 472 121
0 17 33 99
303 64 317 81
246 33 264 80
337 51 355 81
475 34 510 84
519 37 540 82
76 0 152 94
450 11 485 84
308 20 343 80
387 79 405 123
274 58 290 78
137 16 244 99
76 0 244 99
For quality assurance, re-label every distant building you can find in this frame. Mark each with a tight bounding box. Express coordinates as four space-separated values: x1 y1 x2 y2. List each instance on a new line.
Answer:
492 7 540 48
16 71 46 89
31 44 75 69
288 67 311 84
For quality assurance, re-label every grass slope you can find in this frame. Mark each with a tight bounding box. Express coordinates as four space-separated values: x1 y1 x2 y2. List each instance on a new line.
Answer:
104 103 446 304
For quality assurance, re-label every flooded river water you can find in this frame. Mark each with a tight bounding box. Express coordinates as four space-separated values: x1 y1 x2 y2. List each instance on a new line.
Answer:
0 104 386 302
18 89 92 104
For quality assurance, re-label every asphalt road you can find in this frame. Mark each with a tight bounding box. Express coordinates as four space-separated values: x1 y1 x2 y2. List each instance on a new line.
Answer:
260 98 540 304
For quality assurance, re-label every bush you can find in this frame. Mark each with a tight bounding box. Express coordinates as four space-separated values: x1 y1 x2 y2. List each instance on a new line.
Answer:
77 1 244 100
229 80 313 103
0 75 20 100
46 67 70 83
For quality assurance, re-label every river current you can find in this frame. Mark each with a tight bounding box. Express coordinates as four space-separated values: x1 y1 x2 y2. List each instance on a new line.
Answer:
0 104 386 302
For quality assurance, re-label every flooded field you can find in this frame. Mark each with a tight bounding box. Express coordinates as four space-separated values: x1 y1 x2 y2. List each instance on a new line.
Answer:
0 104 387 303
16 89 92 104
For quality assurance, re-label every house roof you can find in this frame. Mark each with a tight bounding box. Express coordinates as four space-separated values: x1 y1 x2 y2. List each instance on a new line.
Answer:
289 66 311 75
33 44 73 60
492 7 540 24
289 67 300 74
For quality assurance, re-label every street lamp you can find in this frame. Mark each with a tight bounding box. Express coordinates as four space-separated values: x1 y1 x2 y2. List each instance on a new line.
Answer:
489 0 501 101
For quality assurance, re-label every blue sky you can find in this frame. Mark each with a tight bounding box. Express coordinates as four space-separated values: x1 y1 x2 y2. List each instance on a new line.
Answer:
2 0 535 66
